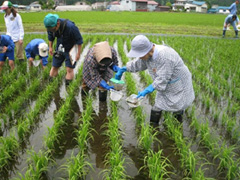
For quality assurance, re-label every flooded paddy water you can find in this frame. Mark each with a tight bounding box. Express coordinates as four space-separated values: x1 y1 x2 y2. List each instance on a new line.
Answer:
0 34 239 180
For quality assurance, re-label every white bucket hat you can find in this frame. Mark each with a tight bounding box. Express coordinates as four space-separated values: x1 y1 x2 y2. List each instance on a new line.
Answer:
38 42 48 57
127 35 153 58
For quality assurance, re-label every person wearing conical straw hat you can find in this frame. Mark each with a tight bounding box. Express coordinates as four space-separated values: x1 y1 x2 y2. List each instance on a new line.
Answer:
1 1 25 64
25 39 49 69
82 41 120 102
115 35 195 124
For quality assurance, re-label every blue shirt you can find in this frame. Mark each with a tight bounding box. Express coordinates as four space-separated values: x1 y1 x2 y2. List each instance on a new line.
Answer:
47 19 83 52
25 39 48 61
229 2 238 14
225 14 236 24
0 35 15 52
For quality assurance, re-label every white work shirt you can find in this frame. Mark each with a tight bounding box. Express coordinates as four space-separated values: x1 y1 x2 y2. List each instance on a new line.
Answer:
126 44 195 112
4 13 24 42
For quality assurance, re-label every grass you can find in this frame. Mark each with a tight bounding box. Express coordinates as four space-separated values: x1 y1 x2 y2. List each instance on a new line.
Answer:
0 11 227 36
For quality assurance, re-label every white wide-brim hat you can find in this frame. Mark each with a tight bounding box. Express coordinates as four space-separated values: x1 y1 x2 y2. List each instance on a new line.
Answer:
38 42 48 57
127 35 153 58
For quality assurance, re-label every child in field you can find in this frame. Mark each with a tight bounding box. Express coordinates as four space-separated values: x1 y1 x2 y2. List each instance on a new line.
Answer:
25 39 49 69
0 35 15 74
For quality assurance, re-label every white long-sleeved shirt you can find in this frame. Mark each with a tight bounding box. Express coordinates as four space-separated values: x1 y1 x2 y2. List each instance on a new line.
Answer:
4 13 24 42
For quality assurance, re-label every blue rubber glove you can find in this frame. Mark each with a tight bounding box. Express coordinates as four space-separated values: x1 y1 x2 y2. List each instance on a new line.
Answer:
137 84 155 98
115 66 127 80
100 80 114 90
111 64 120 72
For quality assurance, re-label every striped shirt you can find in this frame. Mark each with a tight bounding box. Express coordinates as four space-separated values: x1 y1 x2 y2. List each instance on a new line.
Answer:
83 47 118 89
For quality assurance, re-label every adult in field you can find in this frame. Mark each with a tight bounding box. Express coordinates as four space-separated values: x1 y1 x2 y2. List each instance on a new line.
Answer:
82 41 120 102
229 0 239 15
1 1 24 63
228 0 240 27
115 35 195 124
25 39 49 69
44 13 83 86
223 14 238 38
0 35 15 74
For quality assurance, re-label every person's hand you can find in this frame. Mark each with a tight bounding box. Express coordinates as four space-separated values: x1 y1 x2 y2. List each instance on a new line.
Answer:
19 40 23 45
100 80 114 90
29 57 34 62
115 66 127 80
112 64 120 72
75 53 80 62
49 47 53 56
137 84 155 98
2 46 7 53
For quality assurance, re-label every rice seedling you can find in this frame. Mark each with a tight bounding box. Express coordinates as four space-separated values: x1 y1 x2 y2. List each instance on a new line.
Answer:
0 134 19 169
143 150 172 180
16 149 53 180
138 123 158 152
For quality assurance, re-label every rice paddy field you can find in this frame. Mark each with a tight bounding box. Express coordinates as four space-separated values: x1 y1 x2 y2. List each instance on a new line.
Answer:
0 11 230 36
0 11 240 180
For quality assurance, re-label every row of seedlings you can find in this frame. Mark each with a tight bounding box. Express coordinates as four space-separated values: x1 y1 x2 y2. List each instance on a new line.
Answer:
0 67 40 110
1 65 51 130
67 95 94 179
0 70 64 173
187 84 240 179
102 101 127 179
16 37 90 179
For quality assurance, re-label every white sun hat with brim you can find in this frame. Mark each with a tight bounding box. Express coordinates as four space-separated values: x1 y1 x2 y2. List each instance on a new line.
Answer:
127 35 153 58
38 42 48 57
1 1 12 10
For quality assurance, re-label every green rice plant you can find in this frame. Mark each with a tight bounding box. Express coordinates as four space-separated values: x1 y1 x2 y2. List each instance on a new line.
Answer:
67 96 94 179
20 149 52 180
164 113 205 178
102 101 126 180
138 123 158 152
143 150 172 180
0 134 19 169
67 152 92 179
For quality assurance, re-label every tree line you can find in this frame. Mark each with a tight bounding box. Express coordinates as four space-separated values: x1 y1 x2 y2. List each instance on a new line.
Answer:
10 0 234 6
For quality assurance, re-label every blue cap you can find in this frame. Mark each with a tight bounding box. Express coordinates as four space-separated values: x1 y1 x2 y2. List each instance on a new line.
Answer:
44 13 59 28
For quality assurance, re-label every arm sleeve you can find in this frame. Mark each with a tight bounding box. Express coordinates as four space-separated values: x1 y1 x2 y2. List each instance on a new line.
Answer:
71 25 83 45
229 4 233 10
25 44 31 59
126 58 148 72
152 57 174 91
47 31 55 42
17 14 24 40
5 36 15 52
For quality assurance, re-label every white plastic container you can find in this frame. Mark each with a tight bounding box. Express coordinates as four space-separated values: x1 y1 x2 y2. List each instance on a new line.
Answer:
32 60 41 67
110 89 123 102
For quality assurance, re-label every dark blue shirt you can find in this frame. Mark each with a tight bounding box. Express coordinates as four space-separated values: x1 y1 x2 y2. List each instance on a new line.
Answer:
25 38 48 61
0 35 15 52
47 19 83 52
